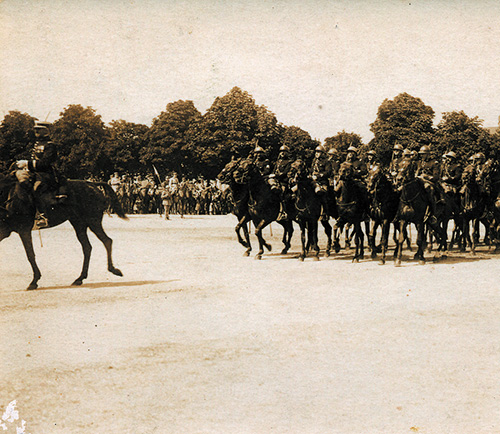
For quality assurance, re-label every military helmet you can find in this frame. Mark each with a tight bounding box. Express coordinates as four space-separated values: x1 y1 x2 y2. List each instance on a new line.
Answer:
418 145 430 154
347 146 358 153
254 146 264 153
327 147 338 155
279 145 289 152
445 151 458 160
315 145 326 153
393 144 404 151
366 150 376 156
34 121 50 137
403 149 412 157
474 152 485 160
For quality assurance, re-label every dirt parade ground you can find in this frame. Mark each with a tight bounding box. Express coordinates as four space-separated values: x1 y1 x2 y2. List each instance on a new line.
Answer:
0 214 499 434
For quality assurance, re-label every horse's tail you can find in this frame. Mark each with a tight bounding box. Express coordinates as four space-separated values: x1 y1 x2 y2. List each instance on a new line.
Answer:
95 182 128 219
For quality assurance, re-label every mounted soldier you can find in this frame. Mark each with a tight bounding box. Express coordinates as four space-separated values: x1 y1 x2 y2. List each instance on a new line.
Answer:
327 147 341 183
270 145 293 221
14 121 68 227
440 151 462 195
388 143 404 183
365 150 378 175
416 145 442 224
251 144 273 177
310 145 332 220
344 146 367 180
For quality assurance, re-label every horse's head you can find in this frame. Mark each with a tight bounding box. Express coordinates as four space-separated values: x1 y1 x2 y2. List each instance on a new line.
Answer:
218 159 240 183
366 164 383 194
338 162 354 181
232 158 254 184
394 158 416 192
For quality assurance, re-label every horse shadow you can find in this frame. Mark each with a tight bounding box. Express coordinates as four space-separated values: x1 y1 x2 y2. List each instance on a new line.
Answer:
35 279 179 291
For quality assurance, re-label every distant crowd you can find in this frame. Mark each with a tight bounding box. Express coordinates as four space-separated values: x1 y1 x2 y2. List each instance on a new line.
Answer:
99 172 232 218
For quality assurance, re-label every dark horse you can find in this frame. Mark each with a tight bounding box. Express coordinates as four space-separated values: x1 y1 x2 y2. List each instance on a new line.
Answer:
477 159 500 250
393 159 446 265
334 162 369 262
233 159 294 259
366 164 400 264
288 159 321 261
217 158 252 256
0 172 127 290
460 164 487 254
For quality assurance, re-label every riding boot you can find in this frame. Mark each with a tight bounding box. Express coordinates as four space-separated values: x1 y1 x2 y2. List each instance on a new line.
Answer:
277 201 288 221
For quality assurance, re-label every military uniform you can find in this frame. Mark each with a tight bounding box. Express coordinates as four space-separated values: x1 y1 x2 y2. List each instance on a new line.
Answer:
388 145 405 183
440 153 462 194
311 146 332 219
416 147 441 221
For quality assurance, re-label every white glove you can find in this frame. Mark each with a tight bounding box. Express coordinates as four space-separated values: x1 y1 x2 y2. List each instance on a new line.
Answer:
16 160 28 169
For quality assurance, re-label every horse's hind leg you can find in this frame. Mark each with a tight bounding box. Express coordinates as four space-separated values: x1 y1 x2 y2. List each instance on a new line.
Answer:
321 219 332 256
89 219 123 277
19 230 41 290
70 222 92 286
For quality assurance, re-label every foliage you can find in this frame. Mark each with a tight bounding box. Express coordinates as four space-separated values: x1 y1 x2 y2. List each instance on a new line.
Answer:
0 111 36 172
434 111 492 162
325 130 364 160
186 87 281 178
370 93 435 164
106 120 149 176
51 105 108 178
281 125 320 164
141 100 201 178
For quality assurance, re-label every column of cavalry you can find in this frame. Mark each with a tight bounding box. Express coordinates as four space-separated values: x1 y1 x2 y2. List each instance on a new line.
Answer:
218 143 500 263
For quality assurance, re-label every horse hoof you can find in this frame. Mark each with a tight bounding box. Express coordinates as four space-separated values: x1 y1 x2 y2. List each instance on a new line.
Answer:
395 259 402 267
418 260 426 265
255 255 262 260
280 249 288 255
243 251 250 257
26 283 38 290
325 251 330 257
110 268 123 277
299 257 304 262
352 258 359 263
378 259 385 265
72 279 83 286
314 256 320 261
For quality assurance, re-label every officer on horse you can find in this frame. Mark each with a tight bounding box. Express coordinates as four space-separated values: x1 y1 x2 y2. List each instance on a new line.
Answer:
416 145 441 224
310 145 333 220
14 121 68 227
270 145 294 221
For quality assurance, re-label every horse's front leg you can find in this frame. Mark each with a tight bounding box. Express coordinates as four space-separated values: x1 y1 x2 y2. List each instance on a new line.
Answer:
415 222 426 264
298 221 307 261
280 220 294 255
369 220 379 259
379 219 390 265
353 222 364 262
395 220 405 266
310 220 320 261
321 219 332 257
254 219 271 260
19 229 42 290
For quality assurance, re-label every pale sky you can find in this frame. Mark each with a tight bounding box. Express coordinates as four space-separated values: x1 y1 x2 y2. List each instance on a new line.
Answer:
1 0 499 143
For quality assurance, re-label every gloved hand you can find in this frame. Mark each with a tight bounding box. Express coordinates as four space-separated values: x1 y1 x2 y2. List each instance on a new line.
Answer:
16 160 28 169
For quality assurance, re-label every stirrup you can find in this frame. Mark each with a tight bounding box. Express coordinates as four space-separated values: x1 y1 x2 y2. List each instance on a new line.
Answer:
277 211 288 221
33 213 49 229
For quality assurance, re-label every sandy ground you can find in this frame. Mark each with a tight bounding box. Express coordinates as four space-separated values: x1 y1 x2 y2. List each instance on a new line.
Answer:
0 214 499 434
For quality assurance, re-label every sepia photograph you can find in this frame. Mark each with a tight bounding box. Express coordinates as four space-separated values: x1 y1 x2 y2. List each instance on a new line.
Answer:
1 0 499 432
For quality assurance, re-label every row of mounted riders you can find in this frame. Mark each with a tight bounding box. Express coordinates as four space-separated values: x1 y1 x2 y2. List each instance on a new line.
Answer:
217 144 500 264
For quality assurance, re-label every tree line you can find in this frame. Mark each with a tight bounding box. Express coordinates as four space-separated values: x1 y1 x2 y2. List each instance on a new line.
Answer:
1 87 499 180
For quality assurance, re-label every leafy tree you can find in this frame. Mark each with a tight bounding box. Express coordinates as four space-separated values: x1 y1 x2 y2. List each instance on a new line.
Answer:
434 111 492 162
105 120 149 176
186 87 280 178
0 111 36 172
142 100 201 178
281 125 320 163
325 130 364 160
51 105 108 178
370 93 435 164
